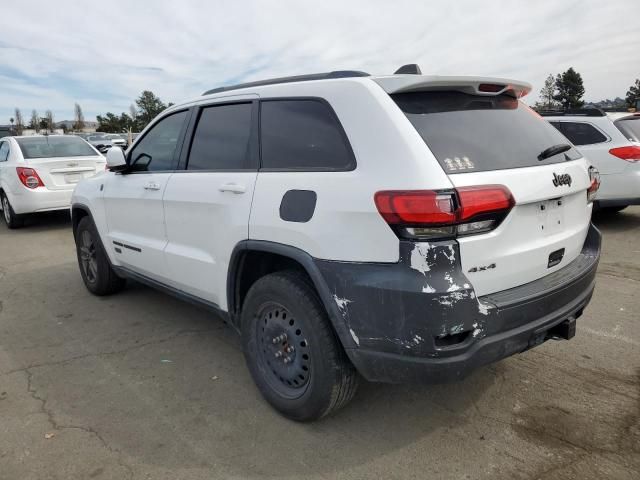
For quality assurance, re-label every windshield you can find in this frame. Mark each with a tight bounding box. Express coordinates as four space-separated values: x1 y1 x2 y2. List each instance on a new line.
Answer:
614 117 640 142
16 136 99 159
392 91 581 173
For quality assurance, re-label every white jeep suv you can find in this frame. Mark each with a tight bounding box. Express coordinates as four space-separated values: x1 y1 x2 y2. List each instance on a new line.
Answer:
71 66 601 421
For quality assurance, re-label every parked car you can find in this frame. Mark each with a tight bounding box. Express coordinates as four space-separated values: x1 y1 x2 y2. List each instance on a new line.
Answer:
104 133 127 149
542 109 640 212
86 134 113 153
71 66 601 421
0 135 106 228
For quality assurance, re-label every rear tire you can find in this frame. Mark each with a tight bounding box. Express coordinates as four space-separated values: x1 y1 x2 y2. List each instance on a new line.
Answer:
1 193 25 229
75 216 126 295
241 270 359 421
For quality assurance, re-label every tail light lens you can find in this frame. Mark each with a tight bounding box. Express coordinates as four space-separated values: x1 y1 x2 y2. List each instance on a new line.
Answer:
375 185 514 240
609 146 640 162
16 167 44 189
587 166 600 203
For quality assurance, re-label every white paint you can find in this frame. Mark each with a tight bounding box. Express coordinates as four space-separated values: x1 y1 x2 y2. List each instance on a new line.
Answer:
413 334 424 344
410 243 431 275
447 283 461 292
333 294 352 313
349 328 360 346
450 324 465 334
472 322 482 337
477 300 493 316
422 285 436 293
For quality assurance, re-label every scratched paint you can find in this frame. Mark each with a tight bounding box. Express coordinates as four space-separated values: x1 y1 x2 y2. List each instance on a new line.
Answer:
410 243 432 275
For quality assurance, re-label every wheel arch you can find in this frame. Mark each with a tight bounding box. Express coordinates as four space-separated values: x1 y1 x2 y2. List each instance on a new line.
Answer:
71 203 92 240
228 240 355 349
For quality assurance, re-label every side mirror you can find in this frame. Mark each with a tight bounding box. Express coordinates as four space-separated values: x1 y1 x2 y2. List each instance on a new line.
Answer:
106 147 127 172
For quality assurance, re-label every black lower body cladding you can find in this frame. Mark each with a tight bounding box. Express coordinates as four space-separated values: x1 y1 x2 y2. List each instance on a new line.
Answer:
316 224 601 384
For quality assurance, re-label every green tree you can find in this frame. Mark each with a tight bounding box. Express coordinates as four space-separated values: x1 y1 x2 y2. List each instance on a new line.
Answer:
135 91 169 129
44 110 54 133
96 112 134 133
553 68 585 110
626 79 640 109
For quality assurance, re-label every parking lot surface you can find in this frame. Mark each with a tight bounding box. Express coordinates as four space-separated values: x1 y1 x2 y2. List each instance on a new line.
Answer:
1 208 639 480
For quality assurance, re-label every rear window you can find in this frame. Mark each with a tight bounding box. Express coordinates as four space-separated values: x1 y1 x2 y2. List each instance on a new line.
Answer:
614 117 640 142
260 99 355 170
549 121 608 146
392 91 581 173
16 136 98 159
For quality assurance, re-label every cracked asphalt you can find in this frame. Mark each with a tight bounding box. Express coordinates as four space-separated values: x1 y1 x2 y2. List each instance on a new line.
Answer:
1 208 639 480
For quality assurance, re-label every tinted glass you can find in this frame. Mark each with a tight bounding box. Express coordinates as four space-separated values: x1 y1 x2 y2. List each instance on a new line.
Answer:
260 100 354 170
614 118 640 142
549 121 608 146
129 111 187 171
0 141 9 161
188 103 253 170
16 136 98 159
392 91 581 173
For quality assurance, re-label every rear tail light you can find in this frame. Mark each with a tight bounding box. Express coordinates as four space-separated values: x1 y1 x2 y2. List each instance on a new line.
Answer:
587 166 600 203
374 185 514 240
478 83 506 93
16 167 44 189
609 146 640 162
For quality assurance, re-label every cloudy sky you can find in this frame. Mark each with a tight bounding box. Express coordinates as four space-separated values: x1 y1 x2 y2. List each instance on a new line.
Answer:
0 0 637 122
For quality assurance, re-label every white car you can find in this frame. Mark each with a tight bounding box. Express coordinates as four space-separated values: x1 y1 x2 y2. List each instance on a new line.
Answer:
71 66 601 421
0 135 106 228
542 109 640 212
104 133 127 149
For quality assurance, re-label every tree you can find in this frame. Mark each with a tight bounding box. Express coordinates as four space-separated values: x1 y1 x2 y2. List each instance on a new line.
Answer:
538 74 558 110
135 91 169 129
29 110 40 133
44 110 54 133
96 112 133 133
626 79 640 109
74 103 85 131
14 108 24 135
553 68 585 110
129 104 138 131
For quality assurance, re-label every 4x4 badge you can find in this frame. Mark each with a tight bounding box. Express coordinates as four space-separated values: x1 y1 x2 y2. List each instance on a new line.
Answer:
552 172 572 187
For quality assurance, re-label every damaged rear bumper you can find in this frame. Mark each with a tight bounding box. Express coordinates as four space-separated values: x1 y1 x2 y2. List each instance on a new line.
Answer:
316 224 601 384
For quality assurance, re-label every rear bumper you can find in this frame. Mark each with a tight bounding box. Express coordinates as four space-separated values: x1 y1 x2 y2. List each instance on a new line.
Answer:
316 224 601 384
8 186 73 214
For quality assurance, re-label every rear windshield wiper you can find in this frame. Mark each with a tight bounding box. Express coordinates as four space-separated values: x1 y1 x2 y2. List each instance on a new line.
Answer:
538 143 572 161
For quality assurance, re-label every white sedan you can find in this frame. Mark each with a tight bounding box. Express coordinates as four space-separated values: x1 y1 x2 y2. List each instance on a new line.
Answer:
0 135 106 228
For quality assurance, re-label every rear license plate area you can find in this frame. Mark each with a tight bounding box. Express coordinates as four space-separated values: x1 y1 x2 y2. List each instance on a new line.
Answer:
537 197 566 236
64 173 82 184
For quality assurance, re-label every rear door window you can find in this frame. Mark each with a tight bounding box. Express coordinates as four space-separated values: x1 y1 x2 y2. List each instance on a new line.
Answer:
392 91 581 173
614 117 640 142
549 121 608 146
260 99 355 170
187 103 255 170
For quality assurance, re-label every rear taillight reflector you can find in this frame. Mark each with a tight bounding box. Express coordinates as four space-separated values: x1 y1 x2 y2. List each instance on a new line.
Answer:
374 185 514 239
587 166 600 203
16 167 44 189
609 146 640 162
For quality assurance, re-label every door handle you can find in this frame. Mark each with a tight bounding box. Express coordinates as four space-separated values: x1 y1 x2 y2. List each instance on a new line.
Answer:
219 183 246 194
143 181 161 191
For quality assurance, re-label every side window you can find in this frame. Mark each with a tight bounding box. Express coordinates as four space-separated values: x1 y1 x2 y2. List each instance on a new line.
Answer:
0 141 9 161
260 99 355 170
550 121 608 146
128 111 188 171
187 103 254 170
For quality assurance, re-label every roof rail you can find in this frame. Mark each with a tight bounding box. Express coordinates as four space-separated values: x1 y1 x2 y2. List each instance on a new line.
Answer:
203 70 370 96
537 108 607 117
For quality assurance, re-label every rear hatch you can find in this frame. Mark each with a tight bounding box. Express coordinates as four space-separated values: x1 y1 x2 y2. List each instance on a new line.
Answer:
16 136 106 190
389 85 593 296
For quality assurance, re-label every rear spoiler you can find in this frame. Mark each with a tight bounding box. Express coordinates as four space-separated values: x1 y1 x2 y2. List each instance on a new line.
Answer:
372 75 532 99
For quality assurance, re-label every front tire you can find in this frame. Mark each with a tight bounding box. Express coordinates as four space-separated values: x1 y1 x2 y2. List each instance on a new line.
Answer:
1 193 25 229
75 216 126 295
241 270 359 421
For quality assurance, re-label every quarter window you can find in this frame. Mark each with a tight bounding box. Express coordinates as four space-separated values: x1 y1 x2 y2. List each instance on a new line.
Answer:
260 99 354 170
549 121 608 146
128 111 188 171
187 103 254 170
0 141 9 161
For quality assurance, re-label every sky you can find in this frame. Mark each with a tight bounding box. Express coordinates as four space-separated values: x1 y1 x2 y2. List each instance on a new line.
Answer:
0 0 637 123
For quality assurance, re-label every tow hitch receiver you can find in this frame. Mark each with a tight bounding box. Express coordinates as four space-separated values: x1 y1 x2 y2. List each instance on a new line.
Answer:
548 317 577 341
